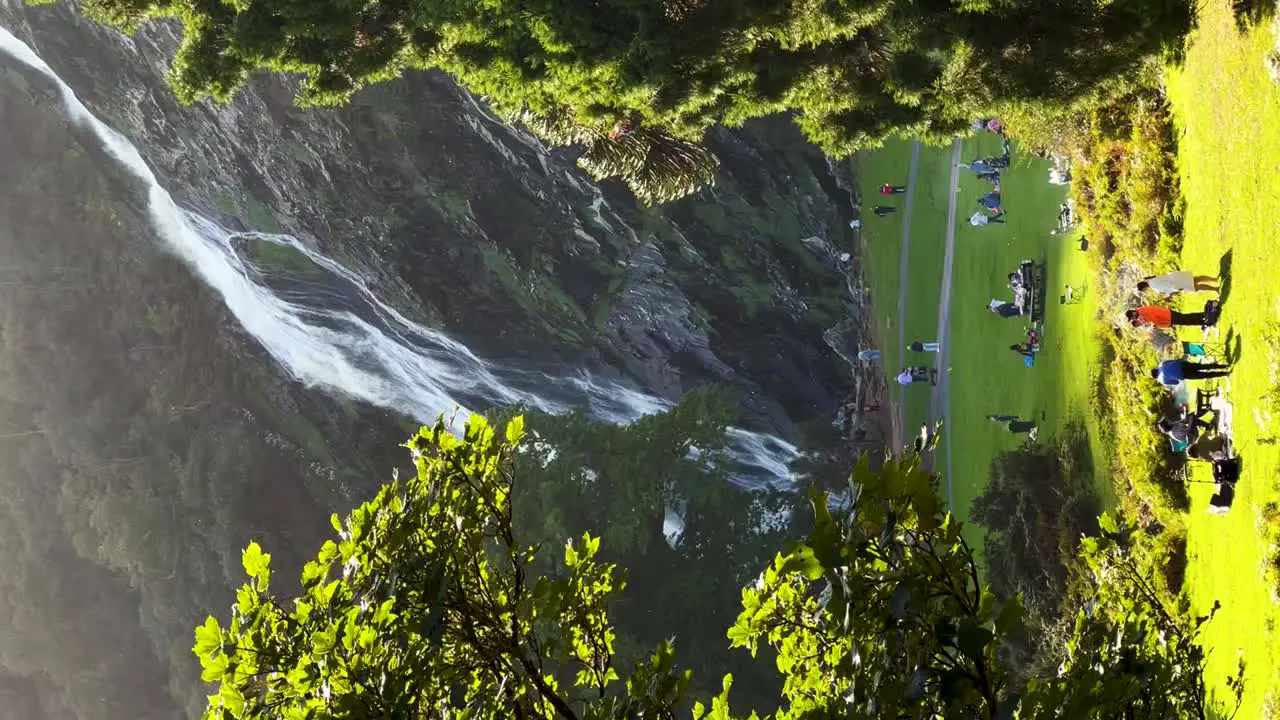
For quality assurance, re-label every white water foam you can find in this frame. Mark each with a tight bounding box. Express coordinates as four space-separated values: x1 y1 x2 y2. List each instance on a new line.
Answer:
0 26 799 485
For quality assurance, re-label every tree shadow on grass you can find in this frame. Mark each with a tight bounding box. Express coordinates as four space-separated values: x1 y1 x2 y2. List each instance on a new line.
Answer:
1233 0 1277 29
1218 249 1234 304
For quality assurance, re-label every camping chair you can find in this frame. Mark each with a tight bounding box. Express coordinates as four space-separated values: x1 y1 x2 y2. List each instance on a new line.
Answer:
1183 341 1226 364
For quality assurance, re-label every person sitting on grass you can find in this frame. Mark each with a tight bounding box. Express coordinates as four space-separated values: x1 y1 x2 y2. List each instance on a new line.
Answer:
1151 358 1232 387
1010 343 1036 358
1125 305 1212 329
988 299 1021 317
960 160 998 174
1157 409 1214 451
1137 271 1220 296
987 415 1038 440
970 211 1005 226
896 366 937 386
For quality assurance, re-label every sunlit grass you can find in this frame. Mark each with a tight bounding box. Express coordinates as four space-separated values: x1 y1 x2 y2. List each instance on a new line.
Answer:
943 135 1111 546
1166 1 1280 714
861 134 1109 554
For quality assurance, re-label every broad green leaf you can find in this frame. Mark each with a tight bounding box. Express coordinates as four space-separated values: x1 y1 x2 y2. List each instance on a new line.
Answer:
194 616 222 657
220 683 246 717
201 652 230 683
241 541 271 584
505 415 525 445
956 619 994 663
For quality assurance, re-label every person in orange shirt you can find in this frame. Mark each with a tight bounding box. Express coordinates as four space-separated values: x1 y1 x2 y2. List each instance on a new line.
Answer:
1125 306 1206 328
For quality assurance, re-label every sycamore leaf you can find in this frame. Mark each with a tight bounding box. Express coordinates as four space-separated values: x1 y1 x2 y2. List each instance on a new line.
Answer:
194 616 222 657
505 415 526 445
242 542 271 583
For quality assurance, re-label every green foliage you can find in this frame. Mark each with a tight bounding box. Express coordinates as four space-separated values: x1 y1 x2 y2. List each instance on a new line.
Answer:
195 419 1233 720
727 455 1235 720
79 0 1194 203
193 415 688 719
1065 89 1188 523
498 388 798 710
1019 513 1243 719
731 455 1018 719
1074 91 1184 270
974 427 1101 625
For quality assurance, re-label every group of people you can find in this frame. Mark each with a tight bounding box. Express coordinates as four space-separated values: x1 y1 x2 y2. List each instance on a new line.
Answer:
964 150 1011 227
855 342 942 389
1129 269 1238 504
897 341 941 387
988 261 1039 327
868 183 907 219
1127 272 1220 326
1128 270 1228 381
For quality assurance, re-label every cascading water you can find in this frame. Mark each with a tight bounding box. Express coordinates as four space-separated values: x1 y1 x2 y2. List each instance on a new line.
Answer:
0 26 800 487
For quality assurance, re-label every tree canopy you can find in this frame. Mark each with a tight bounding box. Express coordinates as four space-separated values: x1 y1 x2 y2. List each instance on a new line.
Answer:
194 415 1240 720
75 0 1193 203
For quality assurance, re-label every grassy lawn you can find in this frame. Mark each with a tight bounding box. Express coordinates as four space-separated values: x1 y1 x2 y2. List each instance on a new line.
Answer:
1167 1 1280 713
860 133 1111 552
856 142 954 430
945 135 1112 531
858 0 1280 710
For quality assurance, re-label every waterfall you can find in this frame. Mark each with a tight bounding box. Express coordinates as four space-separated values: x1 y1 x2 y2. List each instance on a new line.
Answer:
0 26 800 488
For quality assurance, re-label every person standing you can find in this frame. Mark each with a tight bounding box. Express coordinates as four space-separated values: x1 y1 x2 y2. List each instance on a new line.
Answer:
1151 359 1231 386
1125 306 1208 328
1136 271 1219 295
907 341 941 352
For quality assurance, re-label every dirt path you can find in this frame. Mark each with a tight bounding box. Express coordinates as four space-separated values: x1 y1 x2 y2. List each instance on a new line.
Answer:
929 139 964 503
891 142 923 449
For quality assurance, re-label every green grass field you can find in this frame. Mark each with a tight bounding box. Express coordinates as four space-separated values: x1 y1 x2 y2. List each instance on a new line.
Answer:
1167 1 1280 713
858 136 1109 551
858 0 1280 710
945 138 1112 526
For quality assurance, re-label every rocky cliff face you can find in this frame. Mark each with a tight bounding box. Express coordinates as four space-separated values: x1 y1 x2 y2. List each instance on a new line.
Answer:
0 0 862 436
0 1 866 716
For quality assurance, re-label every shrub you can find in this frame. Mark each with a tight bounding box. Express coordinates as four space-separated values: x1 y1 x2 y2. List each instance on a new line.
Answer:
1064 88 1187 524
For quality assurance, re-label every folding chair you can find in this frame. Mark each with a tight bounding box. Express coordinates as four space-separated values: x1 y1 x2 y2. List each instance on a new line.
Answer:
1182 341 1227 364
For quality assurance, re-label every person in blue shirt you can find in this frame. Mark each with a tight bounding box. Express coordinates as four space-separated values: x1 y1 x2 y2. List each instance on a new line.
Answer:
1151 359 1230 386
